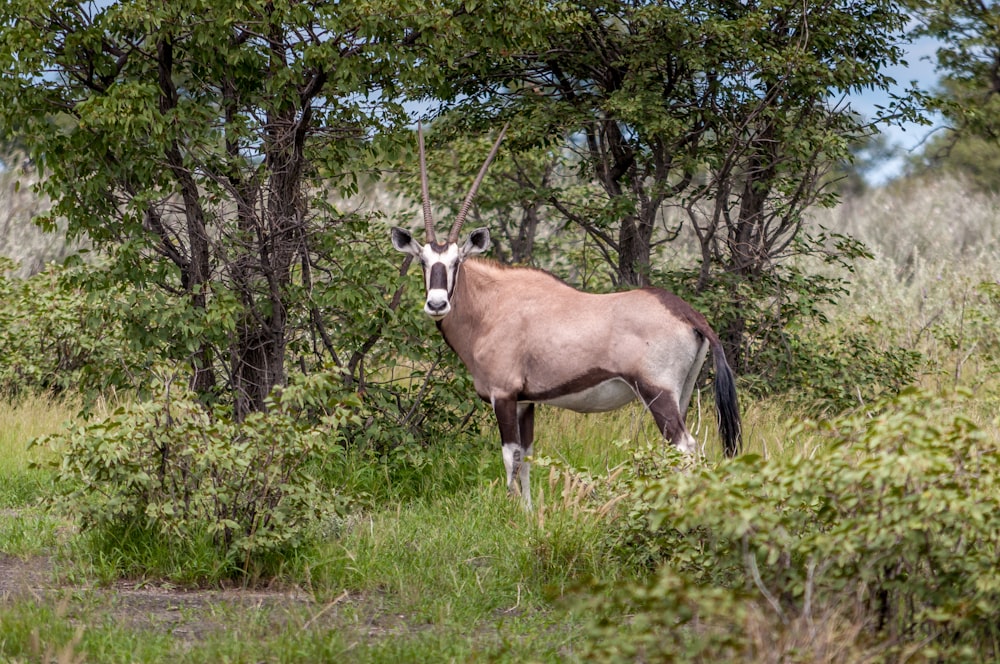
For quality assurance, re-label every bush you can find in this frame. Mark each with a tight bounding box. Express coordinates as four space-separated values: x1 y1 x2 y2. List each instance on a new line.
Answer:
38 372 358 580
655 258 920 412
580 388 1000 661
0 258 144 399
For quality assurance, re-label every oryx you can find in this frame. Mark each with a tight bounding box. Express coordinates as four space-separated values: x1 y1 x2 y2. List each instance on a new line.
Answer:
391 124 741 508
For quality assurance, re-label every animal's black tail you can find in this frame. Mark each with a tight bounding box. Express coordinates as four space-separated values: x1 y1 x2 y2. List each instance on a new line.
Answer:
711 342 742 457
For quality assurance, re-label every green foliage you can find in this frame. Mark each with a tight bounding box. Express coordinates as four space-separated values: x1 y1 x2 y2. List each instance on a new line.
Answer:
908 2 1000 137
582 388 1000 661
579 568 747 662
39 373 358 580
0 0 435 412
392 118 570 268
654 243 920 409
772 325 921 412
906 2 1000 189
0 0 927 424
828 127 899 197
296 212 491 457
433 0 925 290
909 129 1000 194
0 258 145 399
416 0 931 401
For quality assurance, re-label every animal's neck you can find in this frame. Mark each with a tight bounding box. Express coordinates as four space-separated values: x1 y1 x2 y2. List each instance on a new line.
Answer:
438 260 491 360
451 259 482 307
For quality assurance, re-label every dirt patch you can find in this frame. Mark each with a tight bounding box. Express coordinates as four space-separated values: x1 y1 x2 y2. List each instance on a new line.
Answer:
0 552 52 599
0 553 373 643
0 552 440 650
97 580 320 642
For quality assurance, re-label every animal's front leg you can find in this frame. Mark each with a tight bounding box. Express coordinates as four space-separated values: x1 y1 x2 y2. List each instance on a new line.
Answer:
516 403 535 507
494 396 532 509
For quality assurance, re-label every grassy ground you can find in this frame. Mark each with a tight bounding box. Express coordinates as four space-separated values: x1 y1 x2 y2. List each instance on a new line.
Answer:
0 394 71 505
0 387 797 661
0 395 70 562
0 392 871 663
0 396 650 662
1 177 999 661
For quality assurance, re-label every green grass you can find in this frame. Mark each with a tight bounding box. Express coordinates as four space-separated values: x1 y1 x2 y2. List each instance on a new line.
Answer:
314 485 619 604
0 391 658 663
0 412 622 662
0 395 76 561
2 379 1000 661
0 594 580 663
0 394 75 508
4 172 1000 660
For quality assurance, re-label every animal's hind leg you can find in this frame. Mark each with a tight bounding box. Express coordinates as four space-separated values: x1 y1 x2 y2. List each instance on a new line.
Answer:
637 382 697 455
679 336 710 417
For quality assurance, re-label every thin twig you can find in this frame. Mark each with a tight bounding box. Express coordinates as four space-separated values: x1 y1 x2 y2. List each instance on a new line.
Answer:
302 590 350 631
743 534 786 624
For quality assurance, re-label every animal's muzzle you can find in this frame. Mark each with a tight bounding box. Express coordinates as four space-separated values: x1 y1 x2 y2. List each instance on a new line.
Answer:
426 299 448 314
424 288 451 319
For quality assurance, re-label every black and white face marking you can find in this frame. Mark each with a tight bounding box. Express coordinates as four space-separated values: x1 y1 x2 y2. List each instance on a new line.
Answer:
420 242 461 319
390 226 491 321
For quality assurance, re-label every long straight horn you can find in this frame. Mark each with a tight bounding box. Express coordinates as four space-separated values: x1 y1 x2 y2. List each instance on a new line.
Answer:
448 123 510 243
417 122 437 243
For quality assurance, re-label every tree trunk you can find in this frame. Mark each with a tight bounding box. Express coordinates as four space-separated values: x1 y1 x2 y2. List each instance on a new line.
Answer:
224 12 316 419
510 205 539 265
721 124 776 372
616 210 656 287
157 36 217 397
233 316 286 420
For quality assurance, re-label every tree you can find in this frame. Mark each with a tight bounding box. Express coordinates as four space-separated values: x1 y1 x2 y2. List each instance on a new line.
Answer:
429 0 924 369
904 1 1000 189
0 0 929 404
0 0 423 416
828 124 898 198
908 0 1000 136
908 129 1000 192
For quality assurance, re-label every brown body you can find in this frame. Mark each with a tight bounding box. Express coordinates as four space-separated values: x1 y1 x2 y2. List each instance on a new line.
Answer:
441 258 714 432
403 247 743 509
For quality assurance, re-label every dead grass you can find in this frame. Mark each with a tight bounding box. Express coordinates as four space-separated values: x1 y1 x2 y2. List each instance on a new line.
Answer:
0 394 77 474
744 599 886 664
811 176 1000 397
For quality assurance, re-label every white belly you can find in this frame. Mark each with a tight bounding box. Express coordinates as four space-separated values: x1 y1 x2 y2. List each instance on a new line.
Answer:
536 378 637 413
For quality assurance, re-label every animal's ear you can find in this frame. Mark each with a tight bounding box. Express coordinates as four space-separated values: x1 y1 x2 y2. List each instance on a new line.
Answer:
391 227 422 257
461 227 490 258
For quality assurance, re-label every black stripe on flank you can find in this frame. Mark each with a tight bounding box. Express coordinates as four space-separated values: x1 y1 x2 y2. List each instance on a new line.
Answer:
518 368 623 402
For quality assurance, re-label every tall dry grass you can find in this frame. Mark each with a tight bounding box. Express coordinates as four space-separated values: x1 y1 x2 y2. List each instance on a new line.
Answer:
0 395 77 473
811 176 1000 396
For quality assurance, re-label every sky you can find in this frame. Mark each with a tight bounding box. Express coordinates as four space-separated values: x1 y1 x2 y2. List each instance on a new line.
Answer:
850 35 945 185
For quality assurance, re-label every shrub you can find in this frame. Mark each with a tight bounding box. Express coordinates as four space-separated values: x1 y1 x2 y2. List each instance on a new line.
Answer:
580 388 1000 661
0 258 143 399
655 258 920 412
38 371 357 579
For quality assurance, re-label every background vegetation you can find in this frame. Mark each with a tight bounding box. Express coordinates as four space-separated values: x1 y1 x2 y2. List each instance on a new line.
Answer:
0 0 999 661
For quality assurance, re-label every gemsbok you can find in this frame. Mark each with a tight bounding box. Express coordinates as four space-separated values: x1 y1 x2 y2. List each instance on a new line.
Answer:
391 124 742 508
